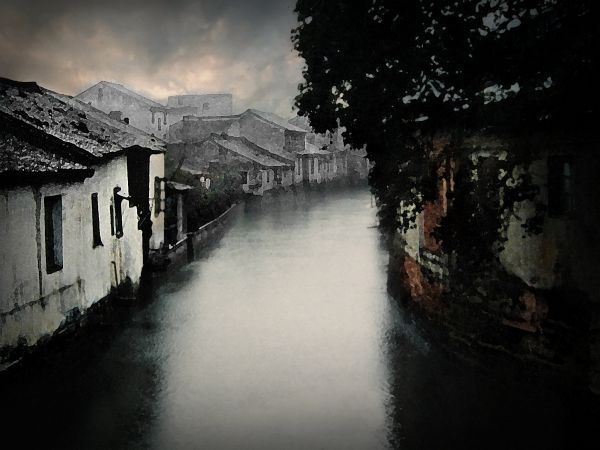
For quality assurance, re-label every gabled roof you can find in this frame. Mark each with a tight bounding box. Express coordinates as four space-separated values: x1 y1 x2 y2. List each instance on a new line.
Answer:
244 109 306 133
57 94 165 152
77 81 163 108
0 118 94 186
0 129 88 171
210 134 288 168
0 78 165 159
233 135 295 164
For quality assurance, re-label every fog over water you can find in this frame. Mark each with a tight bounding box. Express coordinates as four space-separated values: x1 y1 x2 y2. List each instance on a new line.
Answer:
148 190 390 449
0 189 597 450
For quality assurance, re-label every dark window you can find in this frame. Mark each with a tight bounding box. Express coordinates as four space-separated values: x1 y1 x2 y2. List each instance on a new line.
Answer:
310 159 314 174
548 156 574 217
113 187 125 238
110 205 115 236
91 193 102 247
266 170 270 182
154 177 164 217
123 117 129 124
44 195 63 273
97 88 103 103
158 117 162 131
151 112 155 124
203 102 209 111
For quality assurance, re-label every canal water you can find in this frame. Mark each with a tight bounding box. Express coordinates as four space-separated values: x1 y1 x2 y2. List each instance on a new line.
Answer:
1 188 598 449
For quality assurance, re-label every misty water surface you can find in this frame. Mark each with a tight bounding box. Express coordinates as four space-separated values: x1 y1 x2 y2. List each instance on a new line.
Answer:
1 188 597 450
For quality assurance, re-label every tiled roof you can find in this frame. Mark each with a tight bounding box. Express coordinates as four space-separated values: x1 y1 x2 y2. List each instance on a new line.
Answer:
0 128 88 174
245 109 307 133
211 135 288 168
56 93 165 152
0 118 94 186
0 78 164 159
237 136 295 163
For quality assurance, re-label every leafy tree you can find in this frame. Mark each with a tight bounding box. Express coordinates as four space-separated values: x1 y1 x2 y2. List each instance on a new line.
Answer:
292 0 597 266
172 165 242 230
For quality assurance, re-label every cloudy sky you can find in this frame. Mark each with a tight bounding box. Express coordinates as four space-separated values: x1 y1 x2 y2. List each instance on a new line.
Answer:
0 0 304 117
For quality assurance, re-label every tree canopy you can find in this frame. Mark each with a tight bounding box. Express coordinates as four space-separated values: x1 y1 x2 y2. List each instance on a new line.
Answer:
293 0 596 140
293 0 597 232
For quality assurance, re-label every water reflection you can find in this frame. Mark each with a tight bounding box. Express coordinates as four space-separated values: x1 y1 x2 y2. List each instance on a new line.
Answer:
1 188 598 450
383 280 600 449
147 189 392 449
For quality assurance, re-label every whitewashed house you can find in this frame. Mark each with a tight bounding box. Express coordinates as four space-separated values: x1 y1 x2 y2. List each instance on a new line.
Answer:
0 78 165 366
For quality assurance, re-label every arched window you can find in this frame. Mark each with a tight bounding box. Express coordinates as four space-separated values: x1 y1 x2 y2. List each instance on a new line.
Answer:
97 87 103 103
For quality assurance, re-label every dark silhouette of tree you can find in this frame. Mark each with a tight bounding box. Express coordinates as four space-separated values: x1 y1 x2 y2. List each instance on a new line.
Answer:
292 0 597 233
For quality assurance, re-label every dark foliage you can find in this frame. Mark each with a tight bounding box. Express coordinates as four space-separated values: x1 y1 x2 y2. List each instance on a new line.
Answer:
172 167 242 230
292 0 597 269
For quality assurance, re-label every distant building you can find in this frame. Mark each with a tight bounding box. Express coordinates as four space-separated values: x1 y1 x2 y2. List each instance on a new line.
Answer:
168 109 348 188
76 82 233 141
238 109 307 155
170 133 293 196
288 115 352 181
75 81 164 137
0 78 165 365
168 114 242 144
296 142 334 184
167 94 232 114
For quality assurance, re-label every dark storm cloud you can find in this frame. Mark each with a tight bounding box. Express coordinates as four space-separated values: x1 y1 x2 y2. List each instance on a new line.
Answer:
0 0 304 116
